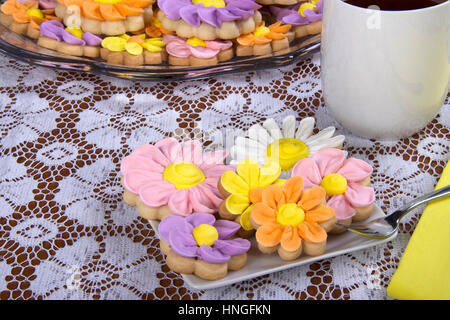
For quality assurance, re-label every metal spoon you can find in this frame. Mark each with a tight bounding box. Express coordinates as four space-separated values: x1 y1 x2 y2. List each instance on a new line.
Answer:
336 185 450 239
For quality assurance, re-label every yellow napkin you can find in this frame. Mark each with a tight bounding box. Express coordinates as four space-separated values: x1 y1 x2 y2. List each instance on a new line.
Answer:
387 160 450 300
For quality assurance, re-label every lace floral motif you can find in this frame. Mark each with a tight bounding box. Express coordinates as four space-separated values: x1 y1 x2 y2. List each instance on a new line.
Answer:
0 52 448 300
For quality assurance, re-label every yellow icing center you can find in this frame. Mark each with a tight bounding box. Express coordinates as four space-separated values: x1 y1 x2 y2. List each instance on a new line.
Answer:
163 162 205 189
192 224 219 247
266 138 309 171
321 173 348 197
186 37 206 47
65 26 83 39
276 203 305 227
298 2 317 17
253 26 270 37
192 0 226 8
26 8 44 19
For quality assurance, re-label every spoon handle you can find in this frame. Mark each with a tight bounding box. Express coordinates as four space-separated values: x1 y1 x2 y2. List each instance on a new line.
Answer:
388 185 450 224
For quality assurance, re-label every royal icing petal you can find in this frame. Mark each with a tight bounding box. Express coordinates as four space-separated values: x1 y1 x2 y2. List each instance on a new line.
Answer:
158 215 193 242
225 193 251 215
312 148 347 177
167 188 193 216
213 219 241 240
138 180 176 207
337 158 373 182
297 221 327 243
326 194 357 220
261 185 286 210
255 222 283 247
291 157 322 189
251 202 277 226
123 169 164 194
220 171 250 195
344 182 375 208
196 245 230 263
280 225 302 252
213 238 251 256
169 231 199 258
154 137 182 164
185 212 216 228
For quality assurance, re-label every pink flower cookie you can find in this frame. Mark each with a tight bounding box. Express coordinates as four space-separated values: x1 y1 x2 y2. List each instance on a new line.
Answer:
163 34 233 66
291 148 375 233
121 138 234 221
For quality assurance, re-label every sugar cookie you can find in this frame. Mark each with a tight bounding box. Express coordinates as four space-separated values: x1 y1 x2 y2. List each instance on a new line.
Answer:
291 148 375 234
37 20 102 57
156 3 263 41
250 176 337 261
269 0 322 38
163 34 233 66
54 0 155 36
121 138 234 221
235 21 294 56
100 34 167 65
158 213 251 280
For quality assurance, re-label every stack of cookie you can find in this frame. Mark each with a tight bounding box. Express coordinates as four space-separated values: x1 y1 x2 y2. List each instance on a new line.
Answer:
0 0 322 66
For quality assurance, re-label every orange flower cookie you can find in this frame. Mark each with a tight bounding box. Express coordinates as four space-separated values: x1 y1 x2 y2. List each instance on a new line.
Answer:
54 0 155 36
249 176 337 261
0 0 60 39
100 34 167 66
236 21 294 57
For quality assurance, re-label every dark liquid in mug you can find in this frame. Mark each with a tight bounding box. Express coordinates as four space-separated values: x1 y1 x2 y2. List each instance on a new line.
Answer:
344 0 447 10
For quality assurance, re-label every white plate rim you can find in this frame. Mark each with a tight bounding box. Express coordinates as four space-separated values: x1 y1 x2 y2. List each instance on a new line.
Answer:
149 204 397 290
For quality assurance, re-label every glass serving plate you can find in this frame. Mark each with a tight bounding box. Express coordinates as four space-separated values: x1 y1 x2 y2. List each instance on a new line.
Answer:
0 19 320 81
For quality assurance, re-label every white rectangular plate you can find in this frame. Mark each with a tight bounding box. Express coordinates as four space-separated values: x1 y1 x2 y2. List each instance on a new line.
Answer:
149 204 397 290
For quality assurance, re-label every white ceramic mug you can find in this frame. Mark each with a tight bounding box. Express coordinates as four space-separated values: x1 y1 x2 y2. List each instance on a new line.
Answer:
321 0 450 139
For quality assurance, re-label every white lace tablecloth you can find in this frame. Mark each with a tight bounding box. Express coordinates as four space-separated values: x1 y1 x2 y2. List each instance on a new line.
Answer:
0 51 448 300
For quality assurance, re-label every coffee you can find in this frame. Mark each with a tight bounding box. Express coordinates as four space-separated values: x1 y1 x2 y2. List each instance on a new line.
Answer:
344 0 447 10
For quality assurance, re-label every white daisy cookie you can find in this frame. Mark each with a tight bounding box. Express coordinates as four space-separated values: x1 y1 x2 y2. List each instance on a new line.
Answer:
228 116 345 177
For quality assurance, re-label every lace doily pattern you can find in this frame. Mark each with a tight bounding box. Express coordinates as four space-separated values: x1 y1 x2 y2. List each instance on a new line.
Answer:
0 52 448 300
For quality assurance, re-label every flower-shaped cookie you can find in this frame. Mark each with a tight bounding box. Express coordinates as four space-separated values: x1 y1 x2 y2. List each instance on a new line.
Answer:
163 34 233 66
236 21 293 56
229 116 345 177
158 213 251 280
100 34 167 65
0 0 59 38
54 0 155 35
250 176 336 260
291 148 375 233
156 0 262 40
217 158 281 233
38 20 102 57
121 138 234 221
270 0 322 38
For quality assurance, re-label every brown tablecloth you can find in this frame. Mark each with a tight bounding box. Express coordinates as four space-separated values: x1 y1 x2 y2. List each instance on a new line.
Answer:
0 51 448 300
